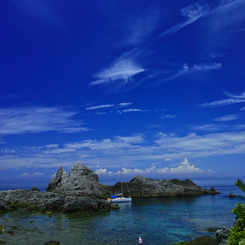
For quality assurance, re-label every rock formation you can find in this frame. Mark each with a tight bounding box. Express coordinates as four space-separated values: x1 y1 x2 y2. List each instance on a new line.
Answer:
46 162 219 198
0 162 219 214
46 162 103 197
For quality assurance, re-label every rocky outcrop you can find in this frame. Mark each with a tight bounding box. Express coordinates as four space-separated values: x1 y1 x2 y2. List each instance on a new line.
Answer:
216 227 231 245
229 193 236 198
0 163 219 214
106 175 219 198
0 189 110 213
46 163 103 197
46 163 219 198
46 166 68 192
170 235 218 245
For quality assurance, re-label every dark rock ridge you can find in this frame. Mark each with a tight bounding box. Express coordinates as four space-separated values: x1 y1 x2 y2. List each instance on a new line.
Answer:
0 162 219 214
0 189 110 213
47 162 219 198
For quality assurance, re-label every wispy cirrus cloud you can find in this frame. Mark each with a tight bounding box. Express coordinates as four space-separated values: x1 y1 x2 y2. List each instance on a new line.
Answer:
197 91 245 108
158 63 222 84
214 114 240 121
11 0 61 26
160 2 209 38
0 107 89 135
86 104 114 110
90 49 146 89
125 9 159 45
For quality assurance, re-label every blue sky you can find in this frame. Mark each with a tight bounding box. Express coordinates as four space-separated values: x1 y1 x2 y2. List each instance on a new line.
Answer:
1 0 245 188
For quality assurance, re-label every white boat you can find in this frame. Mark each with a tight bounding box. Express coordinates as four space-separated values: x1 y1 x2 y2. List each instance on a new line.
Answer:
107 166 132 203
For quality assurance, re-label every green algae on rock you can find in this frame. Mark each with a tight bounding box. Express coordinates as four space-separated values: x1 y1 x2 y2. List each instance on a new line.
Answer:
170 235 217 245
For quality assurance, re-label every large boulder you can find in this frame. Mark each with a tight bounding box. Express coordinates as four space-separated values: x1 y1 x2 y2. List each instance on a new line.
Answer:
47 163 102 197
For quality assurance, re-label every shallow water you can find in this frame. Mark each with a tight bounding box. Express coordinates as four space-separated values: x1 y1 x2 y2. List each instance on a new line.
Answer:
0 183 244 245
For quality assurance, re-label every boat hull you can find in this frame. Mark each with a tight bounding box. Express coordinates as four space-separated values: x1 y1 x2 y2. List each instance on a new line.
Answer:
108 197 132 203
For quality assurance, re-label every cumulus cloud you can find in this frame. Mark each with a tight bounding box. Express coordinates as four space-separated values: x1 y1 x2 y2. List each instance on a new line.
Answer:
0 107 89 135
160 3 209 37
20 172 44 178
1 130 245 171
96 158 209 176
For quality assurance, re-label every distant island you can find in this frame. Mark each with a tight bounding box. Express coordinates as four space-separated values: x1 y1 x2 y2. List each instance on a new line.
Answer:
0 162 219 214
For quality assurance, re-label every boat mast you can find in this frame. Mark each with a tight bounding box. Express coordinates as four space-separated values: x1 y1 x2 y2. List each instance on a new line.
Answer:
120 165 123 196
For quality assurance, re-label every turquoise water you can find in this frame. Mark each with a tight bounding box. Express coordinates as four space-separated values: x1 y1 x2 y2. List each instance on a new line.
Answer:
0 182 244 245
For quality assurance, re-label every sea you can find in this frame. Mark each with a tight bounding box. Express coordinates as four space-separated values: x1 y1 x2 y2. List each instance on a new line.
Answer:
0 180 244 245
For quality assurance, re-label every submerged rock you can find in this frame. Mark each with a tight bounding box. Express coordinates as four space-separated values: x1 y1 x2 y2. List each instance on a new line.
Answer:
170 235 217 245
44 241 60 245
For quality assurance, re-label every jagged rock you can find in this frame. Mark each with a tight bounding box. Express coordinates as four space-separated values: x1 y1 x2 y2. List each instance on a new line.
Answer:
46 167 68 192
31 187 40 192
110 175 219 198
69 162 98 182
229 193 236 198
46 163 103 197
216 227 231 245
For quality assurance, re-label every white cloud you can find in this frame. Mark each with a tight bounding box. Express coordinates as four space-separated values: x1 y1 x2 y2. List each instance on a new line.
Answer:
117 102 132 107
96 158 209 176
197 92 245 108
122 108 144 113
86 104 114 110
0 107 88 135
162 114 176 119
1 130 245 171
160 63 221 83
214 114 240 121
90 59 146 86
224 92 245 99
90 49 146 88
32 172 44 176
160 3 209 37
20 172 44 177
20 173 30 177
192 63 222 71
